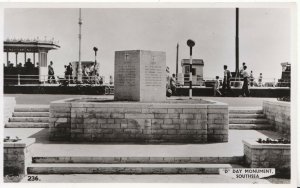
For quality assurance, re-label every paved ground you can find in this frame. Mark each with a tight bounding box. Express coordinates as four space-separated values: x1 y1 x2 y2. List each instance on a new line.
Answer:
4 94 276 106
3 95 288 184
4 128 283 157
20 174 271 183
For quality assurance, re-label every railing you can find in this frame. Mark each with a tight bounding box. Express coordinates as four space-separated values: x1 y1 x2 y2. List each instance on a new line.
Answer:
4 74 112 86
176 76 290 88
4 74 290 88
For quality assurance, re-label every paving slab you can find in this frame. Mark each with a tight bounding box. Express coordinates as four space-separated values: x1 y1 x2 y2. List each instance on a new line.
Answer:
4 128 284 158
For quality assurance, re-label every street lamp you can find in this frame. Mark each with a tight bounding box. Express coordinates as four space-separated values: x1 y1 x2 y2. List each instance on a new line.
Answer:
93 47 98 76
187 39 195 99
93 47 98 63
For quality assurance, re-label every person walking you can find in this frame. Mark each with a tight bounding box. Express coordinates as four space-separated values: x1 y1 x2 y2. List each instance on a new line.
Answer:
258 73 263 87
239 62 246 77
250 70 254 87
166 66 172 97
214 76 222 96
66 62 73 83
222 65 232 96
170 73 177 95
48 61 56 84
241 65 250 97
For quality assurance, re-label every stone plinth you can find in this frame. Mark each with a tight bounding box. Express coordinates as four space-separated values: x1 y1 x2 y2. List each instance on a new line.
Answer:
4 138 35 176
263 100 290 139
49 98 228 143
243 140 290 174
114 50 166 102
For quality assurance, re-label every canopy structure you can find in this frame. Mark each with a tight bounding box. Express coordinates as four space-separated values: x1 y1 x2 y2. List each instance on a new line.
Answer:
4 38 60 82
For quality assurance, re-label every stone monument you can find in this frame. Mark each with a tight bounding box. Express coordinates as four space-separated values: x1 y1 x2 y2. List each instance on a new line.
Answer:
114 50 166 102
49 49 228 143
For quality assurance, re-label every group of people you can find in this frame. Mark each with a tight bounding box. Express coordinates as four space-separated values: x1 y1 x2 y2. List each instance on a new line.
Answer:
213 62 264 97
64 63 73 82
47 61 104 85
82 64 103 84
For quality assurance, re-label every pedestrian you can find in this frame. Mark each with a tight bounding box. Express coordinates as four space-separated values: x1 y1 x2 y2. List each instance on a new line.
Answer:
64 65 68 78
48 61 56 84
66 62 73 83
241 65 250 97
214 76 222 96
250 70 254 87
258 73 263 87
166 66 172 97
239 62 246 77
222 65 232 96
83 65 89 83
170 73 177 95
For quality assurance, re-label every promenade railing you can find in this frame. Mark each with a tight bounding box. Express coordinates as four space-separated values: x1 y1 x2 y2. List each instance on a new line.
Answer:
4 74 290 88
4 74 112 86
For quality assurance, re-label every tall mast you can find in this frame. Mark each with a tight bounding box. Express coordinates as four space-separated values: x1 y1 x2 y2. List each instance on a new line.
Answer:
77 8 83 82
176 43 179 81
235 8 239 77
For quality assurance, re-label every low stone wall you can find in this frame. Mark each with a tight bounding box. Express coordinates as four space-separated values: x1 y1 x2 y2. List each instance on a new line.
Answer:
243 140 290 174
4 138 35 176
263 100 290 138
3 97 16 124
49 98 228 143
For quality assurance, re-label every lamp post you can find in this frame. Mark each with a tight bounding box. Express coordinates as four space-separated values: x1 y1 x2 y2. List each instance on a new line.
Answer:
93 47 98 76
77 8 83 82
93 47 98 63
176 43 179 81
187 39 195 99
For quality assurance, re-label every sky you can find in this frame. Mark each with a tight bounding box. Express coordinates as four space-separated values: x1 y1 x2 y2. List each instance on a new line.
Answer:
4 8 291 80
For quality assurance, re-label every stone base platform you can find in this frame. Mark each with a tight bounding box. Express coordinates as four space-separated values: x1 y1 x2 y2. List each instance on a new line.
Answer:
49 97 228 143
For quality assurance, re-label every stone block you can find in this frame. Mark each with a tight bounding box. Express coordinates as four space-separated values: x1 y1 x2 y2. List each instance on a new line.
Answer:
114 50 166 102
161 124 179 129
154 113 169 119
168 108 183 113
101 124 121 129
111 113 125 119
163 119 173 124
123 108 142 113
125 113 154 119
107 119 115 124
180 114 194 119
84 118 98 124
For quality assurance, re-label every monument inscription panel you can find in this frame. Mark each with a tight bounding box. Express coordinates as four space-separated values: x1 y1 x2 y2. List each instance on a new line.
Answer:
114 50 166 102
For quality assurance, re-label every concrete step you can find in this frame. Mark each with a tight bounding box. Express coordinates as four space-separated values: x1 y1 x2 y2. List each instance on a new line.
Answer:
14 106 49 112
229 109 263 114
229 114 265 119
13 112 49 117
229 118 269 124
5 122 49 128
229 124 273 130
32 156 244 164
27 163 236 174
9 117 49 123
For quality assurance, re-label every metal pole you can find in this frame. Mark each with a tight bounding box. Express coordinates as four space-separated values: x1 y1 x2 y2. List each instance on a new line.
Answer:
18 74 20 85
187 39 195 99
235 8 239 78
176 43 179 81
24 52 27 64
77 8 83 82
33 52 36 66
6 52 9 67
15 52 18 67
93 47 98 75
